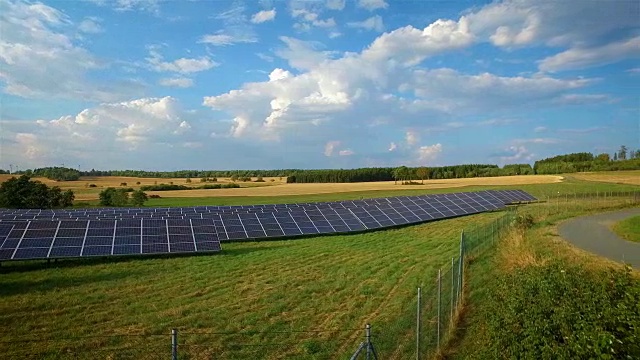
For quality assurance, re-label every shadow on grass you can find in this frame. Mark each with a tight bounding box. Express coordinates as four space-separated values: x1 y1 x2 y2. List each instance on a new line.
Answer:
0 251 222 274
0 270 139 297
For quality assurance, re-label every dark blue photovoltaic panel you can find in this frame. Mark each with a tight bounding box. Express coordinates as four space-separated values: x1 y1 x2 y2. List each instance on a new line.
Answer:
0 189 538 261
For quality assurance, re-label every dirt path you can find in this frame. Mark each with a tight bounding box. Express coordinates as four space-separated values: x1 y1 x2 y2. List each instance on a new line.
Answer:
558 208 640 269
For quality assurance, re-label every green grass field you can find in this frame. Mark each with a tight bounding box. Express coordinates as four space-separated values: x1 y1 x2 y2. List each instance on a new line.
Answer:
0 211 506 359
612 215 640 243
1 179 639 359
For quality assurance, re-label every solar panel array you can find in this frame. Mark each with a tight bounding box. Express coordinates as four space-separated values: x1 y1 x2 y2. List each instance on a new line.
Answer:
0 189 536 261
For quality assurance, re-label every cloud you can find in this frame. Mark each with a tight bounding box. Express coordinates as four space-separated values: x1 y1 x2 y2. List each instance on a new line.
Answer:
347 15 384 32
251 9 276 23
405 130 419 146
291 9 336 30
512 138 561 145
496 145 534 164
534 126 547 133
388 142 397 151
357 0 388 11
539 36 640 72
78 17 103 33
158 77 194 88
201 3 258 46
416 143 442 163
339 149 354 156
199 33 257 46
324 140 340 156
147 50 218 73
89 0 160 15
326 0 346 11
626 68 640 74
0 0 143 101
275 37 334 70
553 94 616 105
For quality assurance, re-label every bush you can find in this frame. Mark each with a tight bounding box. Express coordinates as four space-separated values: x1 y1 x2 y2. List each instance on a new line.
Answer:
514 214 535 230
88 183 97 188
136 181 141 185
483 261 640 359
130 190 148 207
98 187 129 207
255 176 265 182
120 182 127 186
198 183 240 189
149 194 161 199
185 177 192 183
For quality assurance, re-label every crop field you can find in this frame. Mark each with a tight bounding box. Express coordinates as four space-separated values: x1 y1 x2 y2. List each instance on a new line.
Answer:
570 170 640 185
0 175 285 201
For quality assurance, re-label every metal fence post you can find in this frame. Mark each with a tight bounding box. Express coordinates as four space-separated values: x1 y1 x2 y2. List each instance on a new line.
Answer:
416 287 421 360
171 328 178 360
437 268 442 351
451 257 455 323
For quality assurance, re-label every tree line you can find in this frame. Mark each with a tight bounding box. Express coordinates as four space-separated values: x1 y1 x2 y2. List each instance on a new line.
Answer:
4 146 638 184
0 175 74 209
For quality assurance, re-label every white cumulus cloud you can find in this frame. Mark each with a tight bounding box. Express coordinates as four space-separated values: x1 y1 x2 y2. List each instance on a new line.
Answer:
357 0 388 11
251 9 276 23
347 15 384 32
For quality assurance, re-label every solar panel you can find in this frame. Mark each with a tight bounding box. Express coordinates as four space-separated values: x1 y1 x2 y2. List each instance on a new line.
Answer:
0 189 536 261
0 218 222 261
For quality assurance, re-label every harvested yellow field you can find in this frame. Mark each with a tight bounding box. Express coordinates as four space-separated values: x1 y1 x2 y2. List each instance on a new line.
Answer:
0 175 284 200
145 175 564 198
0 174 562 200
571 171 640 185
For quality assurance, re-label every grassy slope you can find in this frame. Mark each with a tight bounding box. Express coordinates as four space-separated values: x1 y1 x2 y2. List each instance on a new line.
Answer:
612 215 640 243
0 212 504 360
450 196 640 359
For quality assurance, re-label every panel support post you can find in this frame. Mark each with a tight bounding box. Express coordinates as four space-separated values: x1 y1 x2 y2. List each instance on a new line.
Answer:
171 328 178 360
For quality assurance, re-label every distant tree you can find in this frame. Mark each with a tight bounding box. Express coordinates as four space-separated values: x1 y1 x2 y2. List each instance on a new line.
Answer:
618 145 628 160
595 153 610 162
130 190 148 207
392 167 402 184
185 177 192 183
99 187 129 207
255 176 265 182
230 174 238 182
416 167 429 184
136 181 141 185
120 182 127 186
614 152 618 161
0 175 74 208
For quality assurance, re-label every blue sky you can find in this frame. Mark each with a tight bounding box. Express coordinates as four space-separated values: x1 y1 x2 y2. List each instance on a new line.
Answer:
1 0 638 171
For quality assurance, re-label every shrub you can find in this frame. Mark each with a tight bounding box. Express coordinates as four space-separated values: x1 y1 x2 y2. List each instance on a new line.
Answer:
149 194 161 199
88 184 97 188
255 176 265 182
514 214 535 230
185 177 192 183
120 182 127 186
136 181 141 185
98 187 129 207
130 190 148 207
483 261 640 359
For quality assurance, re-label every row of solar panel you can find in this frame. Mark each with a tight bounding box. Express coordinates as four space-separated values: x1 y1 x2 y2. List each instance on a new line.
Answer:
0 190 536 262
0 190 536 219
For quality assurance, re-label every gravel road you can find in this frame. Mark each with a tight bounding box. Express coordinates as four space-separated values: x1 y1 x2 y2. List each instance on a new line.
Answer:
558 208 640 269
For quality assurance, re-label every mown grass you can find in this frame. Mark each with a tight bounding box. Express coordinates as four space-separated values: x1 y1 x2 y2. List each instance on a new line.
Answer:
0 211 506 359
449 194 640 360
612 215 640 243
